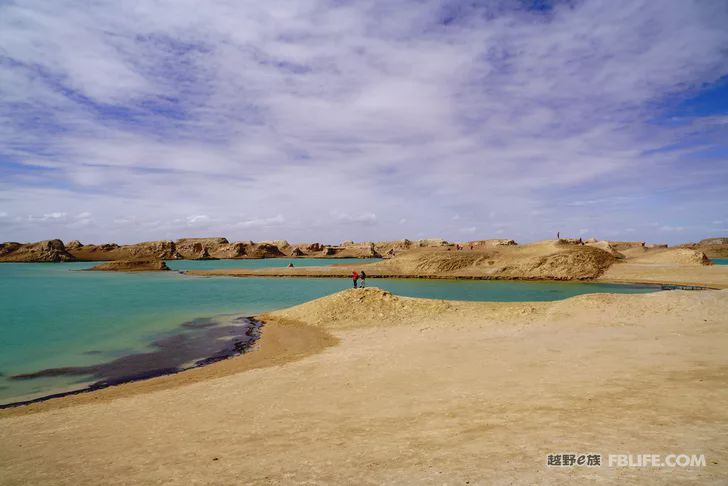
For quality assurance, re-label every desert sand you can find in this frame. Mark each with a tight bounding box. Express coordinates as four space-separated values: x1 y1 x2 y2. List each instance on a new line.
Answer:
2 288 727 484
187 240 728 288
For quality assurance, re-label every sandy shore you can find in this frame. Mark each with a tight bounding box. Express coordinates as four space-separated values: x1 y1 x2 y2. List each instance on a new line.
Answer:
598 262 728 289
2 288 727 484
186 259 728 289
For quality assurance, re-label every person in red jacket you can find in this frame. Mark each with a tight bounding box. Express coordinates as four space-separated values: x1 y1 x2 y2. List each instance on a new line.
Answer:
352 271 359 289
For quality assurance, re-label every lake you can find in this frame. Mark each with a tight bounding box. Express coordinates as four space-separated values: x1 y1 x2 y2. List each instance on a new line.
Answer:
0 260 660 405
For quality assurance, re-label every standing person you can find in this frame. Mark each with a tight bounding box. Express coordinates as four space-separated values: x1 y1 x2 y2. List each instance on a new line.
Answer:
352 271 359 289
557 232 560 239
360 270 366 288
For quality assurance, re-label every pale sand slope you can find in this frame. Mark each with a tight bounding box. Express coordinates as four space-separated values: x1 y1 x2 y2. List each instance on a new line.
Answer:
599 263 728 289
1 288 728 484
187 240 617 280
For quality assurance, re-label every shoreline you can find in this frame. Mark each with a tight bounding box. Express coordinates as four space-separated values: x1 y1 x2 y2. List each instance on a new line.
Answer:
2 287 726 483
1 264 723 415
0 274 717 414
0 317 263 410
0 317 338 418
185 268 724 289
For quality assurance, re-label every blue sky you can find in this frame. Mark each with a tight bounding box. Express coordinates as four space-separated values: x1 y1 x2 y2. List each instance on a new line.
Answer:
1 0 727 245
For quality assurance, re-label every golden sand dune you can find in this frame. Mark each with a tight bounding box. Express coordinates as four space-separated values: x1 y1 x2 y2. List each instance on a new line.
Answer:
1 287 727 484
625 247 711 265
185 240 728 289
188 240 617 281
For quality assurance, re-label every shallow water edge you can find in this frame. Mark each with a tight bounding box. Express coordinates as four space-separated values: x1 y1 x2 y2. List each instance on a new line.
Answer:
0 316 263 409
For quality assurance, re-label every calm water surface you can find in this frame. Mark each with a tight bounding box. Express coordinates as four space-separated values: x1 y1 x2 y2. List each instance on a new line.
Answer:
0 260 659 404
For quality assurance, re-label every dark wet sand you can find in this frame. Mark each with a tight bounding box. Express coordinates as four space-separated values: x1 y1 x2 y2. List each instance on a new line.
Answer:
0 318 338 418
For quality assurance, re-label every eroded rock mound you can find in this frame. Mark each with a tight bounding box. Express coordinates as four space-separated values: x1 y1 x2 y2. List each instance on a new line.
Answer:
0 239 74 262
467 239 517 248
678 237 728 258
89 259 170 272
247 243 286 258
68 240 178 261
585 240 625 258
699 237 728 246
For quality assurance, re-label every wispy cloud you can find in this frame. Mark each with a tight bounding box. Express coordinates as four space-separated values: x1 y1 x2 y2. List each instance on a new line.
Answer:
1 0 727 244
236 215 286 229
333 212 377 225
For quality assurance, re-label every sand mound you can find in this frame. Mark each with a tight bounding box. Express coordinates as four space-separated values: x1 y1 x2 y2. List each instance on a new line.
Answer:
608 241 646 251
699 237 728 246
269 288 453 328
370 242 616 280
89 259 170 272
629 248 711 265
546 288 727 324
585 240 625 258
677 237 728 258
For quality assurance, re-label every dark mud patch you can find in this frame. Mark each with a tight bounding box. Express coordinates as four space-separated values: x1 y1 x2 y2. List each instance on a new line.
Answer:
1 315 262 409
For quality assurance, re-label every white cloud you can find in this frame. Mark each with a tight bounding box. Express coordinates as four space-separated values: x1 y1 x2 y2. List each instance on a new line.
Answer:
236 215 285 229
659 225 686 232
186 215 210 225
0 1 726 244
332 212 377 225
27 212 67 222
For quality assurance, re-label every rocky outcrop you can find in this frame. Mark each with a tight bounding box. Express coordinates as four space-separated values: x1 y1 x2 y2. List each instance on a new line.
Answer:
0 242 22 258
585 240 625 258
699 237 728 246
677 237 728 258
260 240 290 250
467 239 517 248
89 259 170 272
557 238 584 245
67 240 178 261
247 243 286 259
196 248 218 260
608 241 645 251
291 247 305 257
174 238 228 259
0 239 74 262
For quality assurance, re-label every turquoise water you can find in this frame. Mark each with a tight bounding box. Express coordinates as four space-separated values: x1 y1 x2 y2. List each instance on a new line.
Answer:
711 258 728 265
0 261 659 405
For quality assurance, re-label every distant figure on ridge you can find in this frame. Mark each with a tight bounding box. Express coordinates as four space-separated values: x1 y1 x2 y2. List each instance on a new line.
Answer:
360 271 366 288
288 262 294 268
352 270 359 289
557 232 560 239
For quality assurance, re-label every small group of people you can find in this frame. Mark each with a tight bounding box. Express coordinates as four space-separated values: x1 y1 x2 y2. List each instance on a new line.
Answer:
352 270 367 288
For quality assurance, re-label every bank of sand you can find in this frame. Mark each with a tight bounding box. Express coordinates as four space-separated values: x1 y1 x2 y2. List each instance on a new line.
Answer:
598 262 728 289
187 258 728 289
1 287 727 484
